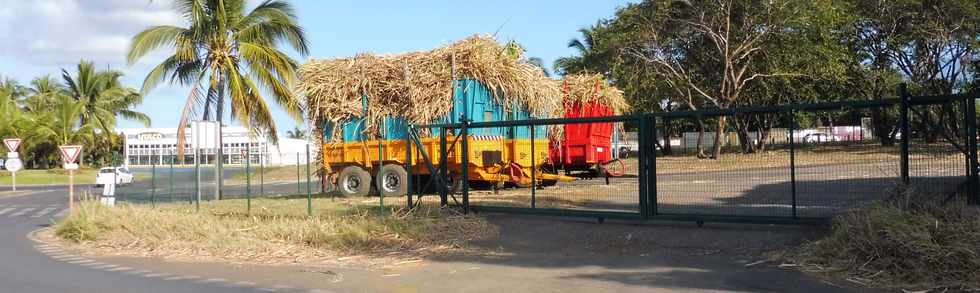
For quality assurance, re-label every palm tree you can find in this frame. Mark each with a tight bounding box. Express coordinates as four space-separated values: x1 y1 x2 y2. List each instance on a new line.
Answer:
24 75 66 113
61 61 151 134
128 0 309 199
285 126 306 139
32 95 95 146
0 76 27 107
554 27 602 76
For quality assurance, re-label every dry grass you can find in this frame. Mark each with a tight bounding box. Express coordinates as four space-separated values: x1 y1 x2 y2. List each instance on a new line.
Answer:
560 73 628 115
54 198 496 265
788 189 980 291
300 34 560 142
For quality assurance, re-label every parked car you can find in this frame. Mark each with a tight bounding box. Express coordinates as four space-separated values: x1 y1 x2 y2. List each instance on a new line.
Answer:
802 133 841 143
95 167 134 186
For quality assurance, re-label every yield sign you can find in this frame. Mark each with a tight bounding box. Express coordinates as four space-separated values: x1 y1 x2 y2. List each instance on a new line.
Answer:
3 138 21 153
59 145 83 164
240 149 249 157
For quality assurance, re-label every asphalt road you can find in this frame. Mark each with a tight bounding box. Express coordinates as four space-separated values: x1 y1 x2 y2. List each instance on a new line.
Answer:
0 185 299 293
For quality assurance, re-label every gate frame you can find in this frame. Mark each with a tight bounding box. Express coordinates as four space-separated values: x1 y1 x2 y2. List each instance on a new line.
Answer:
409 89 979 225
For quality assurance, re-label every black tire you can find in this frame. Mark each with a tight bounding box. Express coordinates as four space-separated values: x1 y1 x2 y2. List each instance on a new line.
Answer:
619 147 630 159
540 179 558 187
376 164 408 196
338 166 372 196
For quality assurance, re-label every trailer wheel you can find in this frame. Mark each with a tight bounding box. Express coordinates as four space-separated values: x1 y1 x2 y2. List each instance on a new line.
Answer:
376 164 408 196
540 179 558 187
339 166 372 196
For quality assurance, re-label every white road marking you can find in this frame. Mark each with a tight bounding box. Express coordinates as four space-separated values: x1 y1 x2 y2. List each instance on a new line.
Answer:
53 209 69 218
81 262 107 267
68 260 95 265
92 264 118 270
197 278 229 284
106 266 133 272
31 207 58 218
0 208 16 215
144 273 172 278
10 207 36 217
233 281 258 287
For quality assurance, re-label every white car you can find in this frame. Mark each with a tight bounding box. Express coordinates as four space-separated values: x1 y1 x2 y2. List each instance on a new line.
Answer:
96 167 134 186
802 133 842 143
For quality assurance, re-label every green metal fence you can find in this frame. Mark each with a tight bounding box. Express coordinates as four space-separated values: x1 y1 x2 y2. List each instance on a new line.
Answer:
410 86 979 225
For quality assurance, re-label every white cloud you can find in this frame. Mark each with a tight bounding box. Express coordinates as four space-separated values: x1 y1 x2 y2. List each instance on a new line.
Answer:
0 0 181 66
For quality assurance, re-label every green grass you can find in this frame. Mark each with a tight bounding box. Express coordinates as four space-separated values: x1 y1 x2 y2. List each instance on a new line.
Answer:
54 197 495 263
0 169 99 185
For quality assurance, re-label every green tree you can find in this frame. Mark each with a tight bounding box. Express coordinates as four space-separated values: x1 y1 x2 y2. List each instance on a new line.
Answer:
24 75 67 113
32 95 95 146
61 61 150 134
285 126 306 139
127 0 309 197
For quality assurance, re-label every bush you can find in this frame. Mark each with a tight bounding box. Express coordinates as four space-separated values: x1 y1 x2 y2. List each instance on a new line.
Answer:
792 188 980 290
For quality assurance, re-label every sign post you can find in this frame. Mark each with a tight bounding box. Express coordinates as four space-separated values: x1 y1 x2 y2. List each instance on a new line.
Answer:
59 145 83 211
3 139 22 191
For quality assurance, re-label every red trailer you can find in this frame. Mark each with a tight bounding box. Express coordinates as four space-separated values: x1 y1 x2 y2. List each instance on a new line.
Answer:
548 80 625 177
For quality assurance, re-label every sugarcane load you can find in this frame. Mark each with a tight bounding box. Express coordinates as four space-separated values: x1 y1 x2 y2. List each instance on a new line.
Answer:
299 35 625 197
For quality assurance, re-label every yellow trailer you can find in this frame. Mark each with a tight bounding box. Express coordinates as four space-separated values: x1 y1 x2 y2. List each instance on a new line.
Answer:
323 135 574 196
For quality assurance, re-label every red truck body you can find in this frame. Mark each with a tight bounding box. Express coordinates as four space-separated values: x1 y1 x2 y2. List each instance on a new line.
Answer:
549 100 615 169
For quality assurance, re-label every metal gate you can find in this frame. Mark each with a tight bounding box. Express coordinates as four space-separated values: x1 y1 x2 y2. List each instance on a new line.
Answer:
407 88 978 225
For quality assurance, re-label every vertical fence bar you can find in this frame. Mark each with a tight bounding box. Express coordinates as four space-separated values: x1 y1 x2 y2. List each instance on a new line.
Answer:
378 120 385 211
789 111 798 219
405 125 414 209
260 152 264 196
899 83 911 184
461 122 469 214
194 148 200 212
151 161 156 208
306 144 312 217
169 156 174 203
637 116 649 218
439 127 448 207
245 144 251 215
530 119 536 209
967 94 979 205
296 153 302 194
649 115 658 217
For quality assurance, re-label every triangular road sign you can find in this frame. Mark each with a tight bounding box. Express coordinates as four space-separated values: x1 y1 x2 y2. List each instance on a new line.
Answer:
3 138 21 152
59 145 83 164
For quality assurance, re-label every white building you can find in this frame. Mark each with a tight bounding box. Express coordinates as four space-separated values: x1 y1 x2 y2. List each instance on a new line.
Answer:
119 121 315 166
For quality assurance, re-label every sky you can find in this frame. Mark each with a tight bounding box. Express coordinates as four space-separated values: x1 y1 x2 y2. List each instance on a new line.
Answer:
0 0 635 136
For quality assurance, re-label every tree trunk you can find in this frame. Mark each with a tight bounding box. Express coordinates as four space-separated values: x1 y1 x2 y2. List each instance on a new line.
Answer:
696 118 707 158
662 118 673 156
711 116 727 159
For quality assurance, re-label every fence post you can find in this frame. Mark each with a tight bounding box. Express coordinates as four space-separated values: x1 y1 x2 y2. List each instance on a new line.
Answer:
296 152 301 194
637 115 651 218
260 152 264 196
967 93 979 205
789 111 798 219
378 119 386 212
530 119 536 209
460 121 470 214
649 115 658 217
151 161 156 208
439 127 448 207
306 144 312 217
169 156 174 203
245 143 251 215
405 124 414 209
195 148 200 212
899 83 911 184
